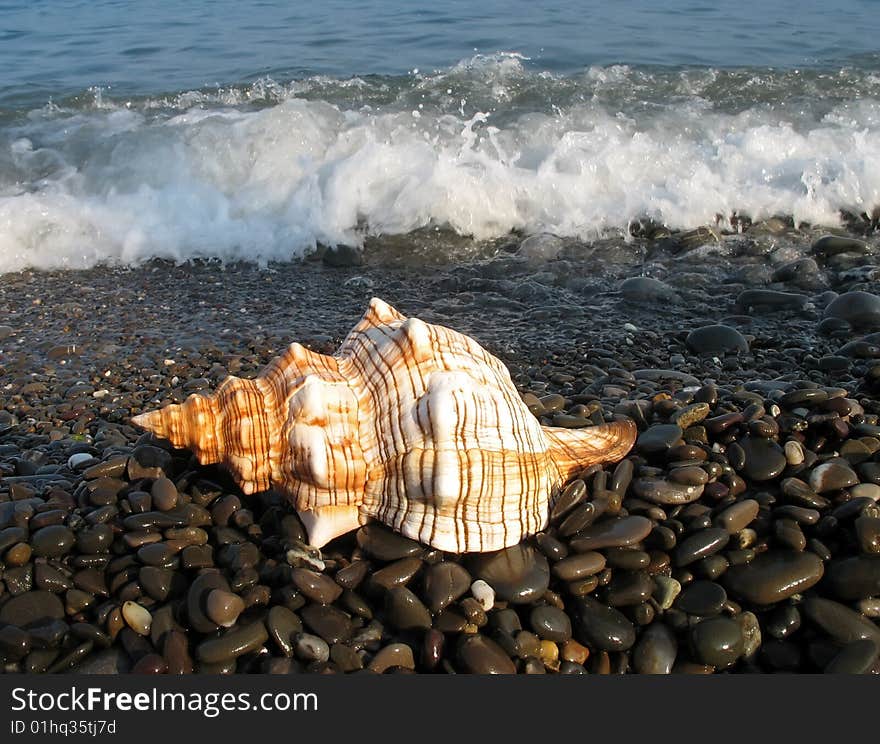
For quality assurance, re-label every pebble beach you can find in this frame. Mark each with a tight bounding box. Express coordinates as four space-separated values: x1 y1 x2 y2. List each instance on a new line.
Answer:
3 221 880 674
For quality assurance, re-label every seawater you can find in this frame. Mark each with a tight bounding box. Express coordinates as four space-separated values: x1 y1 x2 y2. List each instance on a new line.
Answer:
1 0 880 272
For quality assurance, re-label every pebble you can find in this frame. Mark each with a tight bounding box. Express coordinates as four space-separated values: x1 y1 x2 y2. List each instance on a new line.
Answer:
823 291 880 329
620 276 680 303
824 556 880 600
637 424 683 454
714 499 760 534
690 616 743 668
572 596 636 651
632 476 703 504
569 516 653 551
121 601 152 636
552 551 606 581
467 543 549 604
686 325 749 354
291 568 343 605
470 580 495 611
205 589 246 627
803 597 880 645
294 633 330 664
356 524 423 561
633 623 677 674
0 591 65 627
456 635 516 674
369 642 416 673
824 639 879 674
737 436 787 481
529 605 572 642
674 528 729 566
810 462 859 493
300 604 353 644
196 621 268 664
384 587 432 630
675 580 727 616
423 562 472 613
724 550 824 605
30 525 75 558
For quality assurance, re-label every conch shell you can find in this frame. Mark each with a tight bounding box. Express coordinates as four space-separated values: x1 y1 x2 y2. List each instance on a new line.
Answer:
132 298 636 552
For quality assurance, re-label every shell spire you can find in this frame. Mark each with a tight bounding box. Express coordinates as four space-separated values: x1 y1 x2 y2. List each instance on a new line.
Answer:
544 419 638 482
131 297 637 553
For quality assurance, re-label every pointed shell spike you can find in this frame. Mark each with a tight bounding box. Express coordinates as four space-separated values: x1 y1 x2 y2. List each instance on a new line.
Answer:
132 297 637 552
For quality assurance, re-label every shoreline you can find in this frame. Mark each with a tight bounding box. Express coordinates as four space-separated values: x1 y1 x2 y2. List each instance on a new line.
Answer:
2 231 880 673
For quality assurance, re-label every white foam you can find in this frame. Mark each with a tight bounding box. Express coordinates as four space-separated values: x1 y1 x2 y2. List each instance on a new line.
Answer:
2 64 880 272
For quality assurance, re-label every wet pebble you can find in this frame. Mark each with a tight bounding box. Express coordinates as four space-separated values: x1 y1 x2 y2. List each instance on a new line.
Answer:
467 543 549 604
724 550 824 605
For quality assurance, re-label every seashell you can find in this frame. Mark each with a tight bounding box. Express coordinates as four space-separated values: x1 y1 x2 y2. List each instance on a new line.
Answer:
132 298 636 553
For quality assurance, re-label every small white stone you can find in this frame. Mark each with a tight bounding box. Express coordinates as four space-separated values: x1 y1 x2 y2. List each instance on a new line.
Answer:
67 453 94 470
784 440 805 466
850 483 880 502
470 579 495 611
122 601 152 636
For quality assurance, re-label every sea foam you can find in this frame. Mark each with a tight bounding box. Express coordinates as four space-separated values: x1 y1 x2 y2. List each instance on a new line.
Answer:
1 58 879 272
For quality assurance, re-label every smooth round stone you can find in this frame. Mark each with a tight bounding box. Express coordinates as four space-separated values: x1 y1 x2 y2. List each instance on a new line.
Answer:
714 499 760 534
186 573 231 634
812 235 868 256
803 597 880 644
552 551 606 581
606 548 650 570
724 550 823 605
35 563 73 593
637 425 683 455
122 601 152 636
675 581 727 616
669 465 709 487
356 524 423 561
470 580 495 611
766 605 801 640
855 516 880 554
205 589 245 628
334 560 369 590
824 556 880 600
137 542 175 568
467 544 549 604
633 623 677 674
535 532 569 561
196 621 268 664
529 605 572 642
291 568 343 605
4 541 31 567
823 291 880 329
138 567 177 602
151 478 179 511
76 524 113 554
674 528 729 567
30 525 75 558
294 633 330 663
368 556 423 591
456 635 516 674
570 516 653 551
0 591 65 627
266 606 303 657
606 571 653 607
690 617 743 669
671 403 711 430
737 611 762 660
620 276 680 303
550 479 587 521
572 597 636 652
851 483 880 502
686 325 748 354
632 477 703 505
824 640 879 674
299 604 353 644
810 462 859 493
737 437 787 482
653 576 682 610
385 587 432 630
369 642 416 673
0 626 31 661
784 441 805 466
73 648 131 675
422 562 471 613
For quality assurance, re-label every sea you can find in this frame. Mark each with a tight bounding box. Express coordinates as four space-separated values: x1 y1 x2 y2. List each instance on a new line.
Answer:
1 0 880 273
